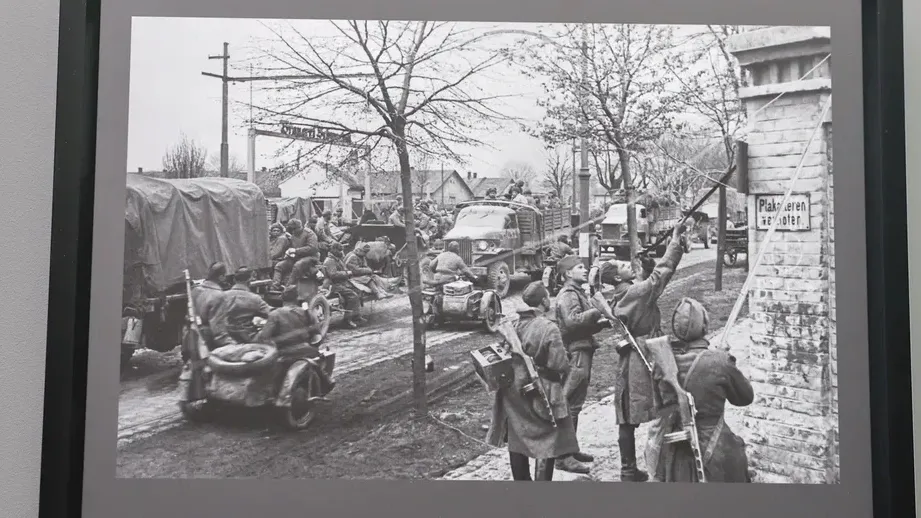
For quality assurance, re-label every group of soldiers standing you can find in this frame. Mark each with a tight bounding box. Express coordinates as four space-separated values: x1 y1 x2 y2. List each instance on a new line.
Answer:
486 225 755 482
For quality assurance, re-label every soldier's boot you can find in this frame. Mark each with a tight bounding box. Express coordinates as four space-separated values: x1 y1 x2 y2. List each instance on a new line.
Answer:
570 415 594 463
618 424 649 482
554 455 590 475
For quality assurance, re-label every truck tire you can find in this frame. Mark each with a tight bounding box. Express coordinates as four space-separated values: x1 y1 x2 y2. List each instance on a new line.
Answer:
486 262 511 298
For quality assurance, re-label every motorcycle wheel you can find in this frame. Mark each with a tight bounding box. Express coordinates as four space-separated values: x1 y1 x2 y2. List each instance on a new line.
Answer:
483 294 502 333
281 370 322 430
308 295 332 344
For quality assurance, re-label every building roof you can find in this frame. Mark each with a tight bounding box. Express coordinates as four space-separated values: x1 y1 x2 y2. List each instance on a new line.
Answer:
469 177 513 197
369 168 473 197
258 161 363 198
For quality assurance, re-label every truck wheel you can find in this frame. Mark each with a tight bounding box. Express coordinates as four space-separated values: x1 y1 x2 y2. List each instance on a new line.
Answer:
486 262 511 298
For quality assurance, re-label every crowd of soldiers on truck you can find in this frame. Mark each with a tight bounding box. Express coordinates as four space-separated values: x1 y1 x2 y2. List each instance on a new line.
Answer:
486 225 755 483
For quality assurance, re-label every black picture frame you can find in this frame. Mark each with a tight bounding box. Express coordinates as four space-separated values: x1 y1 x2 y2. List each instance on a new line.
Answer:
37 0 913 516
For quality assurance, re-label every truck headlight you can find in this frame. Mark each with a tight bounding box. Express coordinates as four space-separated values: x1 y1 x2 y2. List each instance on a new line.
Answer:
476 240 489 251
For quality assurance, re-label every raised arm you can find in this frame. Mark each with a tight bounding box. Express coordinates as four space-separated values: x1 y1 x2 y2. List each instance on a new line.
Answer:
720 352 755 407
556 290 603 339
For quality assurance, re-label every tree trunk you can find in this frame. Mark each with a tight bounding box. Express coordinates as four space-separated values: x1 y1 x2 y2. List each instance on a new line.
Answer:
619 148 641 274
394 124 428 417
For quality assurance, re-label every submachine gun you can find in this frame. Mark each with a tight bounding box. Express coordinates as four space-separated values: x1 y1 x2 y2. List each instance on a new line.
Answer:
644 336 708 483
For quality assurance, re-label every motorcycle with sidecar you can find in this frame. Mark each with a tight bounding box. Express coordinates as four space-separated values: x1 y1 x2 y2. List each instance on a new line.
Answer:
178 271 337 431
420 277 502 333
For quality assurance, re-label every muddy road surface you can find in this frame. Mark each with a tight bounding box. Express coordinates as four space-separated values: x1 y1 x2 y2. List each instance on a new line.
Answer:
116 247 716 478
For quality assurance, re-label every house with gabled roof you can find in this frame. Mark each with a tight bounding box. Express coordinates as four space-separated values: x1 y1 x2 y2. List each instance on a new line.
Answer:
468 176 515 199
368 168 475 209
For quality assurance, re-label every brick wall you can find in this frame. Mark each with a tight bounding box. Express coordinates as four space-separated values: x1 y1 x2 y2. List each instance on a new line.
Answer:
741 90 838 484
825 123 839 482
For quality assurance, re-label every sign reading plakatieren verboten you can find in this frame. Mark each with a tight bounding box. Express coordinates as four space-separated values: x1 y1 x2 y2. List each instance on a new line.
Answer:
754 193 812 231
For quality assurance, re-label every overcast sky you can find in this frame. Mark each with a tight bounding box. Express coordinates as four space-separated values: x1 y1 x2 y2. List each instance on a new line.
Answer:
125 18 769 178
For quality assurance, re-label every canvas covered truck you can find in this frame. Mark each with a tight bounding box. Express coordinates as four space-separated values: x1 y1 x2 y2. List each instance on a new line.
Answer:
434 200 571 298
121 175 273 368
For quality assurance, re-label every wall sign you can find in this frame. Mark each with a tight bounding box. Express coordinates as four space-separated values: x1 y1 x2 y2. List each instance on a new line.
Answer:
754 193 811 231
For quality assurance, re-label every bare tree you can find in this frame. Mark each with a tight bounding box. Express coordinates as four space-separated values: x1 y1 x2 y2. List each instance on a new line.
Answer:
245 20 516 414
500 161 537 188
642 134 725 206
663 25 749 168
207 154 247 177
162 133 209 179
519 24 683 270
542 147 572 197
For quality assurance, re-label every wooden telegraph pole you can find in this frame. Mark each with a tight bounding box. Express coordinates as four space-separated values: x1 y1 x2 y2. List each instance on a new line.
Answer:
715 183 727 291
202 43 230 178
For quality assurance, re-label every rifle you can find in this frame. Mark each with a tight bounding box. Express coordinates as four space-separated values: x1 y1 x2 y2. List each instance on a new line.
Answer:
495 317 557 428
588 291 654 373
184 269 211 363
640 165 736 257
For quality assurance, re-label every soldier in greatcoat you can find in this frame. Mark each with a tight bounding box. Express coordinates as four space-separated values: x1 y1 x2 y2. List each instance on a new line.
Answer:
645 298 754 483
486 282 581 481
210 267 274 348
272 219 320 290
322 242 363 329
187 262 227 349
269 223 291 264
256 286 335 393
553 255 606 474
599 225 686 481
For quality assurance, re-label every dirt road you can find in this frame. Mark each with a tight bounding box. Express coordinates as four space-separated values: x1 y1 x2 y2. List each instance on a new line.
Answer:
115 247 717 478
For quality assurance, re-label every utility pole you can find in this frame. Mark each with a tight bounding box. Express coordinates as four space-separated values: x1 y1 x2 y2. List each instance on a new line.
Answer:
571 139 578 212
578 25 592 268
203 43 230 178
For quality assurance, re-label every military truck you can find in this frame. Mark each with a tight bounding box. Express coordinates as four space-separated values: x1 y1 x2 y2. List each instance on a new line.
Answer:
595 201 694 261
434 200 571 297
121 175 274 368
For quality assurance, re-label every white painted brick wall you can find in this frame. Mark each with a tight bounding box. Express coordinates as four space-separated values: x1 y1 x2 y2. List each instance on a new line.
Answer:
741 89 838 484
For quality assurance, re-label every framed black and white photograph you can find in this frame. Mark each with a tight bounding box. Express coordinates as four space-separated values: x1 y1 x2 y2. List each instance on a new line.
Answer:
40 0 912 516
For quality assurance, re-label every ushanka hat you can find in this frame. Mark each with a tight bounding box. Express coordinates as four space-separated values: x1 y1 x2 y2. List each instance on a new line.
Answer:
672 297 709 342
557 255 582 275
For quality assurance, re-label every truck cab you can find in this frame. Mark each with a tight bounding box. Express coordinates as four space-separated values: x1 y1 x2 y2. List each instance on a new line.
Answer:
433 200 571 297
596 203 649 260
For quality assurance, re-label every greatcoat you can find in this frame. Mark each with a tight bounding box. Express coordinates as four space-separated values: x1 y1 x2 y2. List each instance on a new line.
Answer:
645 338 755 482
486 309 580 459
607 237 684 425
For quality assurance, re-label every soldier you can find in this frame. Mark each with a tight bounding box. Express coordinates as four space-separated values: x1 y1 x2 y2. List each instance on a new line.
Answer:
256 286 335 393
210 267 274 347
272 219 320 290
333 207 346 227
485 187 498 200
486 282 581 481
601 225 687 482
645 298 754 483
548 235 574 262
316 210 336 261
322 242 363 329
553 255 607 474
269 223 290 264
388 207 406 228
344 243 393 299
429 241 476 284
189 262 227 347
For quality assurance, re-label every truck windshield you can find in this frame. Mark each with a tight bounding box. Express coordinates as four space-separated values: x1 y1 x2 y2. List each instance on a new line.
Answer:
605 205 644 222
454 208 512 228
